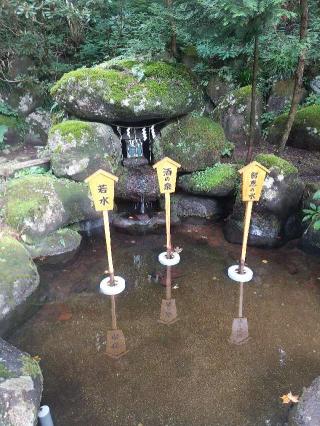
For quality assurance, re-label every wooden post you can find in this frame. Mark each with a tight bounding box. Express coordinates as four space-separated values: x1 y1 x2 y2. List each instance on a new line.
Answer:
165 192 171 256
111 295 117 330
240 201 253 273
103 210 114 285
166 266 172 300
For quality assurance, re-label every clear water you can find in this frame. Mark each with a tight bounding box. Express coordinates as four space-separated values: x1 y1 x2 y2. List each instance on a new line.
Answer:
9 224 320 426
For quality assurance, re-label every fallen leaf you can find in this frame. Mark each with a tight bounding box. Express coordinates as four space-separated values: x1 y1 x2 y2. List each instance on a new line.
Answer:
281 392 299 404
32 355 41 363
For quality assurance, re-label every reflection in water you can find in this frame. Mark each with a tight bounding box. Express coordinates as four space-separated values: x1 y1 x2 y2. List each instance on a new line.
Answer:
106 295 128 359
158 266 178 325
229 282 250 345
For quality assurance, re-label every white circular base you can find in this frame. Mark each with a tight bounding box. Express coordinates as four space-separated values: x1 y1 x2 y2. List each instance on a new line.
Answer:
100 276 125 295
38 406 50 418
158 251 180 266
228 265 253 283
38 405 54 426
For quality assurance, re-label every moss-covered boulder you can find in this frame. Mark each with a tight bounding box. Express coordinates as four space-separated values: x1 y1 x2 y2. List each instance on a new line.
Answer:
178 163 238 197
0 235 39 336
48 120 122 181
0 338 43 426
215 85 262 144
116 165 160 202
206 75 233 105
50 59 202 123
268 105 320 151
267 79 306 113
2 175 99 238
24 228 82 264
153 115 233 172
224 155 304 247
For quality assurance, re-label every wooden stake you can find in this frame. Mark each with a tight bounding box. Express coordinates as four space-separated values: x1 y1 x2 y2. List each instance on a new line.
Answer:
103 210 114 284
240 201 253 273
165 192 171 256
111 295 117 330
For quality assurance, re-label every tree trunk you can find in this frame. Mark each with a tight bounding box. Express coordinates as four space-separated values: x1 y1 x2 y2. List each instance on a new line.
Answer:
246 35 259 164
278 0 308 154
165 0 177 57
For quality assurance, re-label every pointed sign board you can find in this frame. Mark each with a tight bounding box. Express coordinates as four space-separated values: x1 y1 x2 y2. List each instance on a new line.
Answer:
228 161 270 280
85 169 118 211
153 157 181 262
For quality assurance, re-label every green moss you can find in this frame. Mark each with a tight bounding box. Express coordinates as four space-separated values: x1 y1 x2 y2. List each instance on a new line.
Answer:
234 85 252 103
255 153 298 175
49 120 94 141
20 355 41 378
187 164 238 191
0 362 14 379
0 114 19 129
273 105 320 131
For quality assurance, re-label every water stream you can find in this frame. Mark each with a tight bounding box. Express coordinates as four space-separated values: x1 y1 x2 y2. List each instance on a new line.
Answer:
8 224 320 426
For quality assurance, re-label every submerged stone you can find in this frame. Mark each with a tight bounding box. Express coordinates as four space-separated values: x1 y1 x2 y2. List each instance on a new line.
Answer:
288 376 320 426
48 120 122 181
0 338 43 426
0 235 39 336
153 115 232 172
50 59 201 123
166 194 223 220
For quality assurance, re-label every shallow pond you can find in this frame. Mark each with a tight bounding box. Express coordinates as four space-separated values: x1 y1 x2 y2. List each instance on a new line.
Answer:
9 224 320 426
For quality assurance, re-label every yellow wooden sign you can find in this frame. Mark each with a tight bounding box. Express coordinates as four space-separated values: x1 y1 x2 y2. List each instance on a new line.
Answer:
153 157 181 194
239 161 269 202
85 169 118 211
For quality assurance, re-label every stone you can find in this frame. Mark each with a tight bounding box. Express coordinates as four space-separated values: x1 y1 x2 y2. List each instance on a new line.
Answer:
0 114 23 146
2 175 99 238
178 163 238 197
23 228 82 264
267 79 306 114
48 120 122 181
224 154 304 247
116 165 160 202
206 75 233 105
25 109 51 146
165 194 223 220
0 338 43 426
153 114 233 172
310 76 320 95
215 85 262 144
112 212 180 235
50 59 202 123
0 235 39 336
288 376 320 426
268 105 320 151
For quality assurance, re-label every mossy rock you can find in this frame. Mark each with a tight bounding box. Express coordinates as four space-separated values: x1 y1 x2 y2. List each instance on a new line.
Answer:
153 115 233 172
116 165 160 202
2 175 99 237
268 105 320 151
255 153 298 175
0 235 39 336
48 120 122 181
266 79 306 114
178 163 238 196
24 228 82 264
0 338 43 425
215 85 262 144
163 193 223 220
50 59 202 123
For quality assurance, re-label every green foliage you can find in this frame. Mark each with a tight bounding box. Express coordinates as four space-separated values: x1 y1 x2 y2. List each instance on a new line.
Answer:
255 153 298 175
13 166 50 179
186 163 237 192
304 93 320 107
303 190 320 230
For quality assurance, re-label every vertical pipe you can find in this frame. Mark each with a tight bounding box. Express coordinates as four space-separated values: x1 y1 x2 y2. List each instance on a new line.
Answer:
165 192 171 256
238 282 244 318
166 266 172 300
111 295 117 330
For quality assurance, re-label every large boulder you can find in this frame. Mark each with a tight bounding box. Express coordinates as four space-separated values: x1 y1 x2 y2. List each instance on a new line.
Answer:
116 165 160 202
267 79 306 114
178 163 238 197
50 59 202 123
23 228 82 264
268 105 320 151
1 175 99 238
206 75 233 106
288 376 320 426
224 155 304 247
48 120 122 181
25 108 51 146
164 194 223 220
153 115 233 172
0 338 43 426
0 235 39 336
215 85 262 144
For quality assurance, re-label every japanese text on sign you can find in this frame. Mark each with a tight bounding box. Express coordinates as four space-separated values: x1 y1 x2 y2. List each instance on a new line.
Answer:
85 170 118 211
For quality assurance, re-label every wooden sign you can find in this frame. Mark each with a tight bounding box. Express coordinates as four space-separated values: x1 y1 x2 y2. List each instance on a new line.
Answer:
106 329 128 359
153 157 181 194
159 299 178 325
85 169 118 211
239 161 269 202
